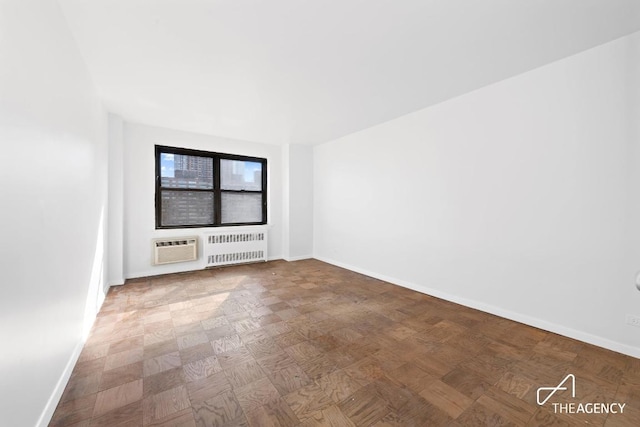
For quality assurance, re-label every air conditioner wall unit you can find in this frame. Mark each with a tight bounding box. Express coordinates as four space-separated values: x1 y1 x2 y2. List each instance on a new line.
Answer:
152 236 198 265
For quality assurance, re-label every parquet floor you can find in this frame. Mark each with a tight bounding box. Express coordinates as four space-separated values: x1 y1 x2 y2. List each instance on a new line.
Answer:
51 259 640 426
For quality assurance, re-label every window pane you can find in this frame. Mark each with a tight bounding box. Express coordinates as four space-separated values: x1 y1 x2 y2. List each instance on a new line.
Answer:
220 159 262 191
160 153 213 189
221 192 263 223
161 191 214 226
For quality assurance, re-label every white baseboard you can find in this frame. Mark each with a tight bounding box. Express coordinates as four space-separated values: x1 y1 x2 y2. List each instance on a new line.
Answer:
37 282 109 427
36 339 85 427
128 256 283 280
108 278 125 286
283 254 314 262
315 255 640 359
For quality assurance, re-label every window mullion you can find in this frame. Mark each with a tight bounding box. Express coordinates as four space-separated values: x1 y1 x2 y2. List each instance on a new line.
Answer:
214 156 221 225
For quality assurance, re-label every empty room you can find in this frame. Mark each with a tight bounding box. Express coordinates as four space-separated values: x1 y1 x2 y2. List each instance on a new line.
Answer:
2 0 640 426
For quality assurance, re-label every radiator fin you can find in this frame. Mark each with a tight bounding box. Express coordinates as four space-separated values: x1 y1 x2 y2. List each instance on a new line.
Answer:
205 228 267 267
208 251 265 265
207 232 265 244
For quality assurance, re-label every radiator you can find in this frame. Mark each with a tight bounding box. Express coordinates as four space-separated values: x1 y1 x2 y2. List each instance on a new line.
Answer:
204 228 267 267
152 237 198 265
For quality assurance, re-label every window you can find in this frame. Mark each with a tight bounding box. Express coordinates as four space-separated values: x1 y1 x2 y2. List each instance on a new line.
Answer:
155 145 267 228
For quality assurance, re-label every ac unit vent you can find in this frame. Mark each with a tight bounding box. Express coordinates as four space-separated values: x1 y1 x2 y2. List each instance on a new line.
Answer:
152 237 198 265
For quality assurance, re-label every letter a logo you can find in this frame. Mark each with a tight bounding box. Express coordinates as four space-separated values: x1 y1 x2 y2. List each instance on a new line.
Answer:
537 374 576 405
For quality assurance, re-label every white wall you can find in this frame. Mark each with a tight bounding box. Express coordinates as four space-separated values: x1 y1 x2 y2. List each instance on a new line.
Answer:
314 32 640 357
0 0 108 425
123 123 284 278
282 144 314 260
108 114 125 285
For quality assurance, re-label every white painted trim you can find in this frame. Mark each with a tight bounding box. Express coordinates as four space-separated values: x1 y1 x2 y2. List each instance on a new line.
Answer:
315 255 640 359
127 256 284 279
126 270 155 280
98 284 108 307
36 338 84 427
284 254 314 262
38 283 109 427
126 266 202 280
108 278 125 286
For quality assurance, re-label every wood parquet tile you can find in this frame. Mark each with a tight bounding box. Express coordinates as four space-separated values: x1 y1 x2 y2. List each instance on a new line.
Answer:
51 259 640 426
187 371 232 406
419 380 474 418
284 383 333 421
99 360 144 391
299 405 356 427
90 400 143 427
337 383 389 425
245 397 300 427
142 385 191 424
316 368 367 404
143 366 186 399
93 379 143 417
235 377 281 414
192 390 244 426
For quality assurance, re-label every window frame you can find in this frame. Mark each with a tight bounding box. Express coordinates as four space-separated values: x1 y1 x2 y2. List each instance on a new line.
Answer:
155 145 267 229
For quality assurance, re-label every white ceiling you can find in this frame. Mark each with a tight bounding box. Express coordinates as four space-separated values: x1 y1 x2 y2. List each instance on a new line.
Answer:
58 0 640 146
